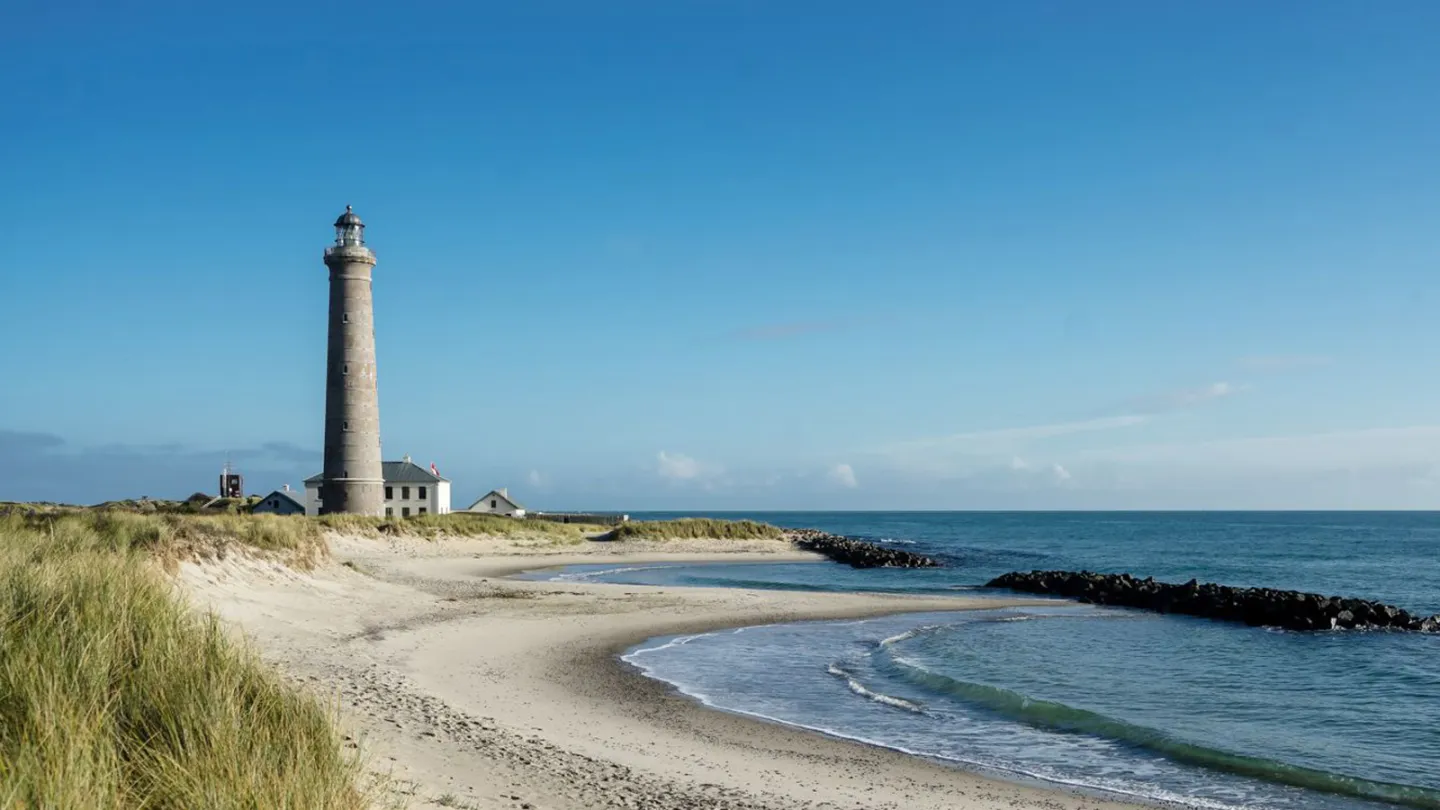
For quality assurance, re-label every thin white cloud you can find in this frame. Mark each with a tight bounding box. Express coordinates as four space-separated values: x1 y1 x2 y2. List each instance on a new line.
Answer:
1004 456 1070 485
1074 425 1440 472
1114 381 1243 415
1238 355 1332 373
888 414 1148 454
1166 381 1240 408
874 379 1248 479
827 463 859 489
656 450 702 480
728 321 847 341
527 469 544 487
888 380 1243 455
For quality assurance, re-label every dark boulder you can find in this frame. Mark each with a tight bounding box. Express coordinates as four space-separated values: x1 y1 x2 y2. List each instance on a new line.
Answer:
786 529 941 569
985 570 1439 633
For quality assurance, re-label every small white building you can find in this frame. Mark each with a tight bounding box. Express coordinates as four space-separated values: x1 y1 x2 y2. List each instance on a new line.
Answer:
303 457 452 517
252 486 306 515
467 488 526 517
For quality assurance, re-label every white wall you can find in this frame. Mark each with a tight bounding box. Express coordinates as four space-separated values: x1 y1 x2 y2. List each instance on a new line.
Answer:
384 481 429 517
305 477 450 516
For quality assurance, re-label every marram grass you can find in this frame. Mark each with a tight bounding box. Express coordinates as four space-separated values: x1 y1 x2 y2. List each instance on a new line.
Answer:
4 510 330 570
315 511 600 543
0 516 366 809
601 518 784 542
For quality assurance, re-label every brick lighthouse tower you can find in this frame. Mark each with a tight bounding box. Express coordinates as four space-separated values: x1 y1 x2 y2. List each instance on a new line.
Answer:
318 205 385 516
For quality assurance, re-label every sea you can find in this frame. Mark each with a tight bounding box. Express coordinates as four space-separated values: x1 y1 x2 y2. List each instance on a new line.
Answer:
522 512 1440 810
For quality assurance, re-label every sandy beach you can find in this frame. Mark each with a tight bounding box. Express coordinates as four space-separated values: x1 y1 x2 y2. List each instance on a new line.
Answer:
181 534 1136 810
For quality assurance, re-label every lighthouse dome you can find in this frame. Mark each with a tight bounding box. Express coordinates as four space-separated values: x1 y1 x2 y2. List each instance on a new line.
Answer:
334 205 364 228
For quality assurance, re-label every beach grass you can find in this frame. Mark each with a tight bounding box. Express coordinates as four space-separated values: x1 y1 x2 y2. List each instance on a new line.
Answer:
0 515 366 809
4 510 330 570
316 511 601 544
600 517 785 542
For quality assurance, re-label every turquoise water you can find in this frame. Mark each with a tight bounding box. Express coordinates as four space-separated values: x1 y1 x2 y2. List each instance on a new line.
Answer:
529 512 1440 810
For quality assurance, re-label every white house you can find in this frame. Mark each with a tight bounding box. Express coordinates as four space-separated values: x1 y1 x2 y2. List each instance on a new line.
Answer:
467 487 525 517
303 457 452 517
252 486 305 515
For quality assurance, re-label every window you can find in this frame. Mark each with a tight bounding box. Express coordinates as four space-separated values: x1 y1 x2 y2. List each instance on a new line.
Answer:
342 364 349 375
342 421 350 431
491 499 497 509
418 486 427 499
342 313 350 323
418 507 427 515
385 507 393 516
385 486 393 499
402 486 410 499
402 507 410 517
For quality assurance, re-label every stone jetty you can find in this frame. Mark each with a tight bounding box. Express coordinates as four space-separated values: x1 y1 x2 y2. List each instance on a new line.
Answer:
787 529 942 569
986 570 1440 632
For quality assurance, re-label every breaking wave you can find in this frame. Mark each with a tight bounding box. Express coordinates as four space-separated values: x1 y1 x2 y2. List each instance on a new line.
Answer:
825 664 926 713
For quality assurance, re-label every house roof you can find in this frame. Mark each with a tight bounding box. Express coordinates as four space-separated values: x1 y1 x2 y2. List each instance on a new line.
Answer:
256 489 305 510
470 489 525 511
303 459 450 485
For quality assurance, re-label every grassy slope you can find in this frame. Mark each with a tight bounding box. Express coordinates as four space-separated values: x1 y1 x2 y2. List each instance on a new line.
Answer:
0 513 364 809
600 517 785 541
316 513 788 545
315 512 604 544
0 508 787 807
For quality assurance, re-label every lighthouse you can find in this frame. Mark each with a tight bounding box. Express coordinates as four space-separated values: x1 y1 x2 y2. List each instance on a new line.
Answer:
318 205 385 516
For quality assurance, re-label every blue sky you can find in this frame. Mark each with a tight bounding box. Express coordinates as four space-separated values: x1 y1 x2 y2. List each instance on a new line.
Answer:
3 1 1440 509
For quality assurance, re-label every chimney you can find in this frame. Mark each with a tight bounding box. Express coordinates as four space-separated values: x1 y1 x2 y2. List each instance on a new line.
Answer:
500 487 508 498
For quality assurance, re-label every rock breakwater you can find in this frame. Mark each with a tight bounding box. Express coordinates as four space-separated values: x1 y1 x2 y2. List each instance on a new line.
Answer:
986 570 1440 632
787 529 941 569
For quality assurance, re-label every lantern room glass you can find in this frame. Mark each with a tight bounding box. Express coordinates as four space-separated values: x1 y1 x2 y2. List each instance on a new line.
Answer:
336 222 364 246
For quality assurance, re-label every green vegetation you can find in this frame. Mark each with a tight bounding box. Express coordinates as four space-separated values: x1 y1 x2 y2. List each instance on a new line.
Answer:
600 517 785 542
1 510 329 570
0 514 365 809
315 511 601 544
0 502 783 548
1 496 264 517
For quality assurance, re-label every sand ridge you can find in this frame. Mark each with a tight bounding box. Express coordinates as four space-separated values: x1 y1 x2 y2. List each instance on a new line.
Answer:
180 534 1137 810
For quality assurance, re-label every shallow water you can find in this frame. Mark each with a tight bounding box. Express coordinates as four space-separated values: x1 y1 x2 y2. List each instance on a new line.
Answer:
530 512 1440 810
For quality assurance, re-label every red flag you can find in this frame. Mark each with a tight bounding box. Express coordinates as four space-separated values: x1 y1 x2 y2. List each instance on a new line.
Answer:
430 462 439 476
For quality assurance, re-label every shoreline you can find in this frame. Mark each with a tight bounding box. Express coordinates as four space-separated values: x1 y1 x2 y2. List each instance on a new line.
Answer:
183 535 1142 810
522 562 1158 810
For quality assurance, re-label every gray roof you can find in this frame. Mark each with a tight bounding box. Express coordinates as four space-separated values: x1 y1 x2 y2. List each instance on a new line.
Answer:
257 489 305 509
304 459 448 485
473 489 525 510
381 460 446 482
